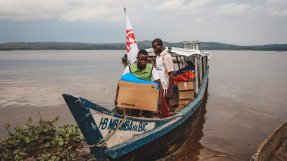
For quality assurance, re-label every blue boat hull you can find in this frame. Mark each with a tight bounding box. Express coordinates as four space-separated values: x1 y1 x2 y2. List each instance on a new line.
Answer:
109 95 208 161
63 68 209 160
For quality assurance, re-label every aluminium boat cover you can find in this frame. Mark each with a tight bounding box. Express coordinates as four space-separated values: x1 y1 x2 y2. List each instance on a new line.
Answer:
146 47 211 58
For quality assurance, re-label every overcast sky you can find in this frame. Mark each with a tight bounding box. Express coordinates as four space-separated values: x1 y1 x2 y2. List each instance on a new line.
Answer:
0 0 286 45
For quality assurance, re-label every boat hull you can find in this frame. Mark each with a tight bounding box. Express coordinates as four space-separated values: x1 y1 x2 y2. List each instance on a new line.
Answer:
110 98 206 161
63 68 209 160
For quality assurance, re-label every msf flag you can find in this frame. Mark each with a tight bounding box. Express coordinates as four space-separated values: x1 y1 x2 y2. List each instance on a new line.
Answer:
125 8 138 64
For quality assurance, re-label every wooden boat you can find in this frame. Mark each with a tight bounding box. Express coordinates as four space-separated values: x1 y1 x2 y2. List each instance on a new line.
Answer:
63 42 211 160
251 121 287 161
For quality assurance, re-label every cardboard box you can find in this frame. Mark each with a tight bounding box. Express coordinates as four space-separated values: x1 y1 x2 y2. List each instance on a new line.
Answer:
179 90 195 100
178 81 194 91
179 99 193 105
116 81 159 112
169 98 179 107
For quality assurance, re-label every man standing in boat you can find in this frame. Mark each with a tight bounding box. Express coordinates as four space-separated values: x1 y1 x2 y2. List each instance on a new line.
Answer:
152 38 174 117
116 49 160 117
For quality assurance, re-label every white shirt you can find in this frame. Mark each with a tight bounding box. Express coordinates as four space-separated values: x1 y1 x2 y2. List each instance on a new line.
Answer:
123 65 160 81
156 50 174 89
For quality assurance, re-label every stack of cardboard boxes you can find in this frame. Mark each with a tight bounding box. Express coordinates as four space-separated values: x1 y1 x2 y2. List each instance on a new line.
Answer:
177 81 195 105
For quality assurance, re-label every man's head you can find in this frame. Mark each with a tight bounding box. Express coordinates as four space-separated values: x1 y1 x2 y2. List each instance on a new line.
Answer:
137 49 149 69
152 38 164 55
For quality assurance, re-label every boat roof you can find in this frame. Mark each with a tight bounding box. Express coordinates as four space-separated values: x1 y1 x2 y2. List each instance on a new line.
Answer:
146 47 210 58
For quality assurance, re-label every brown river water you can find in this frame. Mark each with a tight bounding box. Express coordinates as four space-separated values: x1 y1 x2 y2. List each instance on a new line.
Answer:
0 50 286 160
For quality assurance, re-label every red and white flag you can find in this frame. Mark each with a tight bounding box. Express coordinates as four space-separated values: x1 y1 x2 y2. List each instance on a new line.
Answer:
125 8 138 64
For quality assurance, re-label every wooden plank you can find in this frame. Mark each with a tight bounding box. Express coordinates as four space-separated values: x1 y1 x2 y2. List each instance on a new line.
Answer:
169 98 179 107
178 99 193 105
179 90 195 99
178 81 194 91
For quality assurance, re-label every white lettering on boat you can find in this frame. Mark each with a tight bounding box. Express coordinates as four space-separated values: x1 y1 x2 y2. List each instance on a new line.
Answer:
98 117 148 132
91 110 156 147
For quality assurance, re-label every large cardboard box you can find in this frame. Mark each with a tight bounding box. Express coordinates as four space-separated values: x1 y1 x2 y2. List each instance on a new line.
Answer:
178 81 194 91
116 81 159 112
178 99 193 105
179 90 195 100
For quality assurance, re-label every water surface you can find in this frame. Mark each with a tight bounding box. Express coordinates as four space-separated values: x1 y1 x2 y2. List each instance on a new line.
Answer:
0 50 286 160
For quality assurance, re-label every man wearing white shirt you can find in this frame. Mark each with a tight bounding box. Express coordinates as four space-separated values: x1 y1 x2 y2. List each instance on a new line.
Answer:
152 38 175 118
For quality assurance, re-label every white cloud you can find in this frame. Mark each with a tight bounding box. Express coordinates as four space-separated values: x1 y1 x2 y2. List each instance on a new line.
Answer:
157 0 187 11
265 0 287 17
156 0 215 13
61 7 120 22
0 0 286 44
266 0 287 6
268 7 287 17
0 0 123 21
0 0 217 22
216 3 252 17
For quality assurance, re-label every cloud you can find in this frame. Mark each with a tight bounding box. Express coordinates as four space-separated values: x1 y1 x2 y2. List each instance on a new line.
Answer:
0 0 286 44
267 8 287 17
60 7 121 22
157 0 187 11
0 0 123 22
156 0 215 13
216 3 252 17
0 0 218 22
265 0 287 17
0 0 286 22
266 0 287 6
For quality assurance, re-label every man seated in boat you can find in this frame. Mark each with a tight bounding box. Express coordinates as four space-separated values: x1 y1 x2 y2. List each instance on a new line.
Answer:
115 49 160 117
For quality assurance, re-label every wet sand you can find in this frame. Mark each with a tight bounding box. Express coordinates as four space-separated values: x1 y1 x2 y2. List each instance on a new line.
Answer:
0 104 76 136
0 50 287 161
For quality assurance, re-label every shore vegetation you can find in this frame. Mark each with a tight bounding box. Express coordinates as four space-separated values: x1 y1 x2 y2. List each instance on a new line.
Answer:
0 114 93 161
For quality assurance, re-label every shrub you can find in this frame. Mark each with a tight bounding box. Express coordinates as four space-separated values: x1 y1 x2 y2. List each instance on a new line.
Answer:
0 114 85 161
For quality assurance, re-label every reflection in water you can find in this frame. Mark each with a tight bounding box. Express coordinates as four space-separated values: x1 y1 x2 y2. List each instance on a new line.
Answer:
164 85 236 161
157 85 208 161
169 85 208 161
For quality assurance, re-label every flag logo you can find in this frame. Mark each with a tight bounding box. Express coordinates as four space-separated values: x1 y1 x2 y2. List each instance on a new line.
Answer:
125 8 139 64
126 29 136 53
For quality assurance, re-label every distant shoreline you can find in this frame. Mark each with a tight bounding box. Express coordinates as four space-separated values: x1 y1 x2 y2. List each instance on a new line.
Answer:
0 41 286 51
